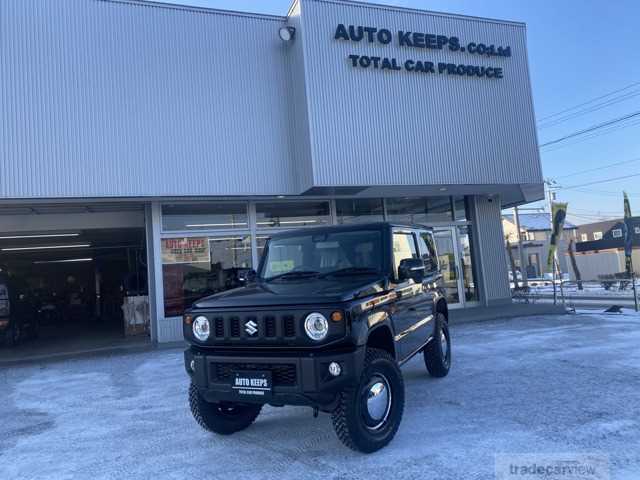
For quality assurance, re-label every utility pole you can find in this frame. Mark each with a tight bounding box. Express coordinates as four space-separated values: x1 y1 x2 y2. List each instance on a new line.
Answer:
513 206 528 288
545 179 558 304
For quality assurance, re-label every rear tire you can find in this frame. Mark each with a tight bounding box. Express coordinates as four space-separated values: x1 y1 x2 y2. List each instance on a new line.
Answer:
331 348 404 453
188 383 262 435
423 313 451 377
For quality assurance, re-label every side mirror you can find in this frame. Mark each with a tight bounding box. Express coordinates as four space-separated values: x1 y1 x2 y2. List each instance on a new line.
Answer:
398 258 425 283
238 269 257 284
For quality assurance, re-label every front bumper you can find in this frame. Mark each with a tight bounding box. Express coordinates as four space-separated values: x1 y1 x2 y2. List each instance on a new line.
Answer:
185 346 365 410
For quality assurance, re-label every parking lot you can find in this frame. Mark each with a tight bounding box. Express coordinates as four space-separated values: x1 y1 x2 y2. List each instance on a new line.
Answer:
1 311 639 480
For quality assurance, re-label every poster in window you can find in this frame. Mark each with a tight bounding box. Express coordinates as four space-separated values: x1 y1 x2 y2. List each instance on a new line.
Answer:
162 237 211 264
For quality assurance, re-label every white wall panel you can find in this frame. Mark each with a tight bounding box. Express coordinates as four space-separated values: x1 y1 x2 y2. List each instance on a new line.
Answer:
298 0 542 189
0 0 295 198
0 0 543 204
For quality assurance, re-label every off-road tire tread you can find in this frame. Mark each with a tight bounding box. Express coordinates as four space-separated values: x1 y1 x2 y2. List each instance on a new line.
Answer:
424 313 450 378
188 382 261 435
331 348 404 452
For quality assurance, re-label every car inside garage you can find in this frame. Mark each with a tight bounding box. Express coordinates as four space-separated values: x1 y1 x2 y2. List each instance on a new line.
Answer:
0 204 150 359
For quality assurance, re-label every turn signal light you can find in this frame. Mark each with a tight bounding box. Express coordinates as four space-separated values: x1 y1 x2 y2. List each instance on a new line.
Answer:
184 315 193 325
330 311 344 322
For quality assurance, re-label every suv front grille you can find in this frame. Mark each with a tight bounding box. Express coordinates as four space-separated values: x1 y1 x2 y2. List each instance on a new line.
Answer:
207 313 302 343
283 315 296 337
230 317 241 338
264 316 276 338
210 362 297 386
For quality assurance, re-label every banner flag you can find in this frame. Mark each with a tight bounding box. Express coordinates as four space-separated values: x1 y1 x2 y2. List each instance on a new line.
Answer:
547 202 568 272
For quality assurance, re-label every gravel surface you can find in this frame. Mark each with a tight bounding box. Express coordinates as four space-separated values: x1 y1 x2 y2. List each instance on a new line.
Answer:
1 311 639 479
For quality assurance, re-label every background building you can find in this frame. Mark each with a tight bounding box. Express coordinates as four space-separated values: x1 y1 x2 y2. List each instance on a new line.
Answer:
570 217 640 280
0 0 543 352
502 212 577 279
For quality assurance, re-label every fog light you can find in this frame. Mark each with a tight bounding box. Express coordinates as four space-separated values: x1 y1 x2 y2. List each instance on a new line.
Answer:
328 362 341 377
190 360 196 372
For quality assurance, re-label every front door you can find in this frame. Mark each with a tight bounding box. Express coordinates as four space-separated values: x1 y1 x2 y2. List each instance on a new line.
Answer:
390 229 430 359
433 227 465 308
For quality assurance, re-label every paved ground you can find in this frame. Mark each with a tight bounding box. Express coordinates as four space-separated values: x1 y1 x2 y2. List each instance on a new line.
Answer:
1 311 639 480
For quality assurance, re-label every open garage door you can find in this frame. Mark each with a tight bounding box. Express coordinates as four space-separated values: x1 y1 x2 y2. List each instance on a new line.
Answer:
0 203 150 360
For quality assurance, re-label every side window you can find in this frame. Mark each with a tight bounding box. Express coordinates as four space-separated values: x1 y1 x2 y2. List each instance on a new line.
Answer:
392 232 418 280
417 231 438 273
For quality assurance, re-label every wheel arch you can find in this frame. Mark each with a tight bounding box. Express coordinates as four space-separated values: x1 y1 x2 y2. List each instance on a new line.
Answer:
366 324 396 359
435 298 448 322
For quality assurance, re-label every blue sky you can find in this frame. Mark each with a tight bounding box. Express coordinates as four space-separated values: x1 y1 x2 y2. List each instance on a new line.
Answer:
165 0 640 224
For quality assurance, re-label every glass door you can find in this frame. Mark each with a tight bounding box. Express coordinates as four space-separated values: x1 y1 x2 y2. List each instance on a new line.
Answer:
434 226 480 308
434 227 464 308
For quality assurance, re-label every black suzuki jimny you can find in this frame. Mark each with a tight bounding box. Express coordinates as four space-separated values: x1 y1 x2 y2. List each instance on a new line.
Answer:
183 222 451 453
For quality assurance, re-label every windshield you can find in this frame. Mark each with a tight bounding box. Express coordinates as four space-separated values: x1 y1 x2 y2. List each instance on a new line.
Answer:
259 230 383 281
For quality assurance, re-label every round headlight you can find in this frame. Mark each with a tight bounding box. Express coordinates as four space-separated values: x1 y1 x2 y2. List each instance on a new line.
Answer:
304 312 329 341
192 316 210 341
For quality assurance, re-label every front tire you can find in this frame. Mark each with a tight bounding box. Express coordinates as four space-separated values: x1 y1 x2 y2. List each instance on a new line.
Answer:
331 348 405 453
423 313 451 377
188 383 262 435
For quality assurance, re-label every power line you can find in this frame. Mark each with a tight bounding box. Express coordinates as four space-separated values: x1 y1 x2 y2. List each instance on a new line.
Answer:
552 156 640 179
555 172 640 190
571 188 640 197
538 80 640 122
539 110 640 149
538 90 640 130
540 118 640 152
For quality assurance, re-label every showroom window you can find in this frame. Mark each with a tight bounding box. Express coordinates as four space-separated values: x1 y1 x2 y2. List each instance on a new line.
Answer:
162 203 248 231
255 201 330 228
335 198 384 224
385 196 453 224
161 235 252 317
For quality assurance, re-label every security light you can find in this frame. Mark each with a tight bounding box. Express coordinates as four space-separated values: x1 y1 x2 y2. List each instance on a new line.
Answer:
278 26 296 42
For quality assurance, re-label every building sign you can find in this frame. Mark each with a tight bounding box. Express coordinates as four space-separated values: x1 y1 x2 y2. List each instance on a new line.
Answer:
334 24 510 79
162 237 211 264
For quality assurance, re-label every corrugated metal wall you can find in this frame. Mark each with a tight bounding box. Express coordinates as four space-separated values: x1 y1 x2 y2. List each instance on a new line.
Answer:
473 195 512 303
0 0 296 198
299 0 542 188
1 0 543 201
287 1 315 192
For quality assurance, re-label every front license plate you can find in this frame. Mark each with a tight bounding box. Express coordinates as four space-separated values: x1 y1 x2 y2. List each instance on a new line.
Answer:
231 370 272 399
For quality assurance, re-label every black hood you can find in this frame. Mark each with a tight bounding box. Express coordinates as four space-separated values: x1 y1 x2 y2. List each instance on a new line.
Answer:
192 276 387 309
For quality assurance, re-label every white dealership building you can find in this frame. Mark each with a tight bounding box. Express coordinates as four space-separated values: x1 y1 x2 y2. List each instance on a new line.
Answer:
0 0 543 347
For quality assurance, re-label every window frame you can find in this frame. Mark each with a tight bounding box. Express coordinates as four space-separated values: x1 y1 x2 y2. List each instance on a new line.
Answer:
612 228 623 238
391 229 420 281
416 230 439 274
161 202 249 233
593 231 603 241
254 200 331 230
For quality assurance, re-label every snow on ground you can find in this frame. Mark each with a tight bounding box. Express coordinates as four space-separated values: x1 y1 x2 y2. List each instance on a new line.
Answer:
1 311 640 480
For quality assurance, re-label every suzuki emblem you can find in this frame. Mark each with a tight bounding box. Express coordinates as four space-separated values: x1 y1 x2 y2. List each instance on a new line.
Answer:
245 320 258 336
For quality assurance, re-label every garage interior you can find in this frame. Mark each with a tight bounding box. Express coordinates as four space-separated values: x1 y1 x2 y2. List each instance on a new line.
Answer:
0 204 150 361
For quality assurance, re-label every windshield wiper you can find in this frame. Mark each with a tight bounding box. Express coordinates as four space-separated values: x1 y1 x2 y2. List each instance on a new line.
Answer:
319 267 380 278
264 270 321 282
